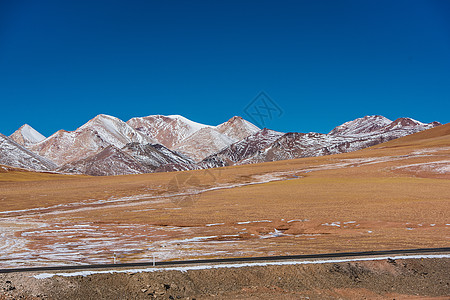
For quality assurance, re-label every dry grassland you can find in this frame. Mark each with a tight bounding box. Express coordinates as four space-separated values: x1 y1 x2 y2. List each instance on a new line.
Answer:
0 124 449 266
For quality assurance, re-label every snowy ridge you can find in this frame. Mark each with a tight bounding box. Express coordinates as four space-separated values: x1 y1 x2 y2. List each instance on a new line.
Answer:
9 124 46 146
127 115 212 149
0 133 57 171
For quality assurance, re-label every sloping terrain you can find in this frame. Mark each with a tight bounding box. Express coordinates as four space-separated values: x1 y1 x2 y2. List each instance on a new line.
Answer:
0 133 56 171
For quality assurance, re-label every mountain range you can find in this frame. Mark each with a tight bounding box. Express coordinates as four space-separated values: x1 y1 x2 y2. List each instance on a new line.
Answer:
0 114 441 175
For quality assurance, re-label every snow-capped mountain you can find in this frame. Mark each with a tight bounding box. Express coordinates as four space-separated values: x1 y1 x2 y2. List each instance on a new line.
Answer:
30 114 154 166
2 113 441 176
9 124 46 147
199 128 284 168
0 133 57 171
127 115 212 149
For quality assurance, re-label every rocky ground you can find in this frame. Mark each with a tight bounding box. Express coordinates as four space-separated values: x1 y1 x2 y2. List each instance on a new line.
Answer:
1 257 449 299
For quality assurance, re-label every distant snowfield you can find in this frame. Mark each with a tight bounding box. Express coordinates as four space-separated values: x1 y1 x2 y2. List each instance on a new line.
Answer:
33 254 450 279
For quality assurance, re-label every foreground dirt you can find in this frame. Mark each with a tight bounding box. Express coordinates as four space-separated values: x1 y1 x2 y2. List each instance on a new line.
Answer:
1 257 449 299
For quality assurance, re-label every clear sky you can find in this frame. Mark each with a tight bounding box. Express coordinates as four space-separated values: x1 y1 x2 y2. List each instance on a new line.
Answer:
1 0 449 136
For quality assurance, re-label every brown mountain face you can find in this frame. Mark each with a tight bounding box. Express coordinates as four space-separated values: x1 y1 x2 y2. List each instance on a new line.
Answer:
0 133 56 171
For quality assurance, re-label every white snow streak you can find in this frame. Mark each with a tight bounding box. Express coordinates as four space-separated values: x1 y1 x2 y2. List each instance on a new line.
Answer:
33 254 450 279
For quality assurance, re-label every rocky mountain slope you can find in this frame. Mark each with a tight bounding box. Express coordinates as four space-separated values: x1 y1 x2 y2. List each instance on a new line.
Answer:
29 114 154 166
58 142 195 176
0 133 57 171
204 116 442 167
199 128 285 168
9 124 46 147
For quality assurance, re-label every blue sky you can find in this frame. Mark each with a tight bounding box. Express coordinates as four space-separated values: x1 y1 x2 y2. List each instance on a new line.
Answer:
1 0 449 136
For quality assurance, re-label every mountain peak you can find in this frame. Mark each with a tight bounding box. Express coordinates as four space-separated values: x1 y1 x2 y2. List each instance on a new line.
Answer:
9 123 46 146
216 116 260 141
226 116 243 122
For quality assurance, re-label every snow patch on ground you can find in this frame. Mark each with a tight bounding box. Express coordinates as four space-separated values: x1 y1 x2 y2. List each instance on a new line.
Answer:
33 254 450 279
